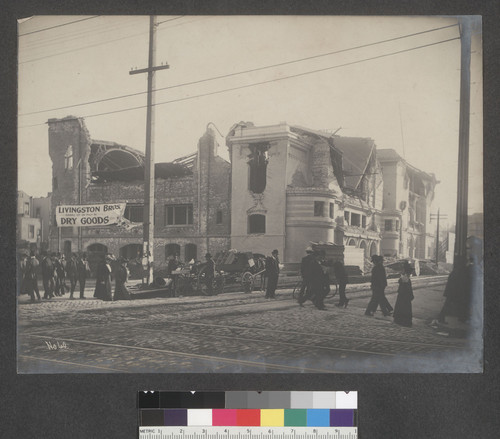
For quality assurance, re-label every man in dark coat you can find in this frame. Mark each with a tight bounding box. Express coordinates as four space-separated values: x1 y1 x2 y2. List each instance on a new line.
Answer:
201 253 216 296
265 249 280 299
24 250 41 302
77 253 90 299
298 246 315 305
41 251 55 299
66 253 79 299
309 251 329 310
365 255 391 316
334 260 349 308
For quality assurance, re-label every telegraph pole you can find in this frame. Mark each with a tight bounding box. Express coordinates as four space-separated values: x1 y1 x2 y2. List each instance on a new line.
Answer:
130 16 169 285
453 17 472 270
430 209 448 264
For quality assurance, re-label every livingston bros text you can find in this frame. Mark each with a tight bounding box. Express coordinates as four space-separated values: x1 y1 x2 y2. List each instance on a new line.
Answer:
55 203 126 227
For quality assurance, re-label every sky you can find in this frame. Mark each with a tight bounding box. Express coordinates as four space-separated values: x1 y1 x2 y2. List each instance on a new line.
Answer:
18 15 483 225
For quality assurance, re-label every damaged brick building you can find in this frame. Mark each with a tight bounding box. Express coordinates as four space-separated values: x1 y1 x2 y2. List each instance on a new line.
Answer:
48 116 231 271
226 122 437 264
47 117 437 271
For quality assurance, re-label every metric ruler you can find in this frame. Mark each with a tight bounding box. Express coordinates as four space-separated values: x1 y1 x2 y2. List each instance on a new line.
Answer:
138 426 358 439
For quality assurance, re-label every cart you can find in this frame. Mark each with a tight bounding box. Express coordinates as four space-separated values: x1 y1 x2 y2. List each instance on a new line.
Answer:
213 250 267 293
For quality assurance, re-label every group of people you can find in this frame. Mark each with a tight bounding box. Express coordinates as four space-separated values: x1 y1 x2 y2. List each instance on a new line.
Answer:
93 254 131 301
20 250 133 303
294 247 415 326
365 254 415 327
297 247 334 310
21 250 90 302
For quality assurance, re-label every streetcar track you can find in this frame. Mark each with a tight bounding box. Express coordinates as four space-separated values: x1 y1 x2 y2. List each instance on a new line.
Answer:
18 354 127 372
22 312 466 350
21 334 340 373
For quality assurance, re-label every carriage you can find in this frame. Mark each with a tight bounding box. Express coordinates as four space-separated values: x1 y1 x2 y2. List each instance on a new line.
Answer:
213 249 267 293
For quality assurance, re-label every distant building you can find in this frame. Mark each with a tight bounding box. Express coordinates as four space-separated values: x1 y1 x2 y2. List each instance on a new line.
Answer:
17 190 42 249
468 212 483 241
47 116 231 271
377 149 438 260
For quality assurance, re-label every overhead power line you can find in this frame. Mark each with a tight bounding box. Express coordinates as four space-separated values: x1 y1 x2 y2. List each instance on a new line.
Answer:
19 16 100 36
19 23 458 116
18 36 460 129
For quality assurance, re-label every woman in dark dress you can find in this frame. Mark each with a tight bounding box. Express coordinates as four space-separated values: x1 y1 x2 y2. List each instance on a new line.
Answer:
94 255 113 301
393 261 414 327
114 258 131 300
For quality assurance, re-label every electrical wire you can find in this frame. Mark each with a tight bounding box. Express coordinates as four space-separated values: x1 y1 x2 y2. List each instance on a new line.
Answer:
19 16 100 36
19 24 459 116
18 36 460 129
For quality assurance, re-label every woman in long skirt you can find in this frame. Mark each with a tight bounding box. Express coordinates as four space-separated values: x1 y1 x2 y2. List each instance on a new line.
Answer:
94 256 113 301
393 261 414 327
114 258 131 300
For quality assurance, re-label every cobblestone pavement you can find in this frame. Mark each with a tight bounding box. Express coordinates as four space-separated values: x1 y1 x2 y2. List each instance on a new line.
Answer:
17 276 482 373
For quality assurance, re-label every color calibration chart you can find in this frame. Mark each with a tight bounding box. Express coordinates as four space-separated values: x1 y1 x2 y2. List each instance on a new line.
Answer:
138 391 357 439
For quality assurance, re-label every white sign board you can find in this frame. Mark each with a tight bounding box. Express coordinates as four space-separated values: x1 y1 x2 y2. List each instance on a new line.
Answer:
55 204 126 227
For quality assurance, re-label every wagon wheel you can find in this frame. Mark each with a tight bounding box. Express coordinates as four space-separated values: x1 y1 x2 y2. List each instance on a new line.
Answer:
196 272 222 296
241 271 254 293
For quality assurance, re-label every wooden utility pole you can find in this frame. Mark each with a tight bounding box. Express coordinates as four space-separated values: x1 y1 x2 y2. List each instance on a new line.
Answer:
453 17 472 270
130 16 169 285
431 209 448 264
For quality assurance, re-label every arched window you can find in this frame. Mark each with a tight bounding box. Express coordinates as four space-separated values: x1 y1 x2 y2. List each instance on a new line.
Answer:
248 214 266 234
64 145 73 170
63 240 72 256
185 244 197 262
86 243 108 277
248 143 269 194
165 243 181 259
120 243 142 260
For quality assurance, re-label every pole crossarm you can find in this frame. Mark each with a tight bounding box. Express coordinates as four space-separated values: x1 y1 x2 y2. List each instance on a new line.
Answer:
129 64 170 75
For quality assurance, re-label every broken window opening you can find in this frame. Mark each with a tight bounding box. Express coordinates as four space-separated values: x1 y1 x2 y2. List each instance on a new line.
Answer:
124 204 144 223
65 145 73 170
351 213 361 227
248 143 269 194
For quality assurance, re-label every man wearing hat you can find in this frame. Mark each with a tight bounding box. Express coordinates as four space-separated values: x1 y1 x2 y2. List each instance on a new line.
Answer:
298 246 315 305
265 249 280 299
201 253 216 296
365 255 391 316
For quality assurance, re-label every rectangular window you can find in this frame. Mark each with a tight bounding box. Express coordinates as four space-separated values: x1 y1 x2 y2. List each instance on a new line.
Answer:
362 215 367 228
344 210 350 224
124 204 144 223
35 207 41 218
165 204 193 226
329 203 334 219
395 219 400 231
216 210 223 224
28 225 35 239
351 213 361 227
385 219 393 231
248 214 266 234
24 202 30 216
314 201 324 217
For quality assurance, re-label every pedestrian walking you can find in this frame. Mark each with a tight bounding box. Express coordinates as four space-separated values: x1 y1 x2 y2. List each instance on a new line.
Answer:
265 249 280 299
114 257 131 300
365 255 392 316
66 253 79 299
18 253 28 296
94 255 113 301
24 250 41 302
201 253 216 296
333 260 349 308
297 246 315 306
40 251 56 299
393 261 414 327
77 253 90 299
309 251 329 310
